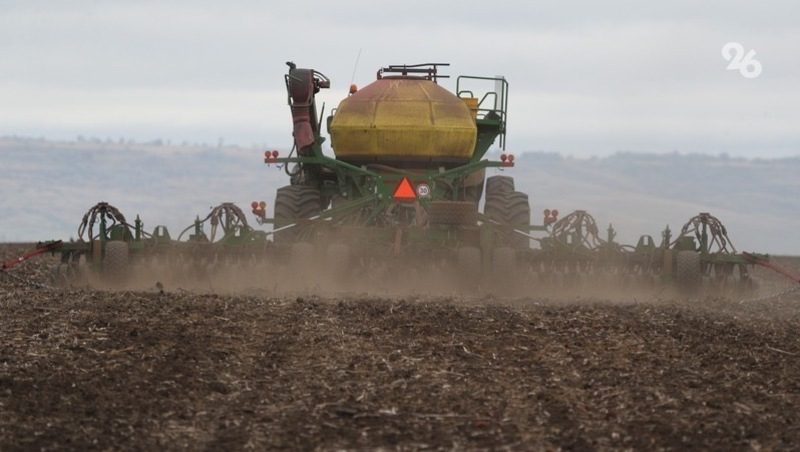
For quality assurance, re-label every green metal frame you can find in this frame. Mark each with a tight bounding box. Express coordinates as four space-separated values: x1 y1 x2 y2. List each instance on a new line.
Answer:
265 71 514 238
38 65 771 290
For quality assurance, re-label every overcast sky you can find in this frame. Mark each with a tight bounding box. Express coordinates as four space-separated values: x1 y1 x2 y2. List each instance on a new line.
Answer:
1 0 798 157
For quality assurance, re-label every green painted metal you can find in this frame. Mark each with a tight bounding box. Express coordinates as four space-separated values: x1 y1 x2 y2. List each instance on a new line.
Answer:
456 75 509 156
36 63 772 292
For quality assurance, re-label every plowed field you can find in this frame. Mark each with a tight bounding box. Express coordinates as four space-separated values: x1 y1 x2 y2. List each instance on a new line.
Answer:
2 244 799 450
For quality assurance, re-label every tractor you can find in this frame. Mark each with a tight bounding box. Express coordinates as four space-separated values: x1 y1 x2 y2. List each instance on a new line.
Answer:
13 61 795 295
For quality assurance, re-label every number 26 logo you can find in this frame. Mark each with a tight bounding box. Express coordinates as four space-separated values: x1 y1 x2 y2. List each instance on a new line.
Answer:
722 42 762 79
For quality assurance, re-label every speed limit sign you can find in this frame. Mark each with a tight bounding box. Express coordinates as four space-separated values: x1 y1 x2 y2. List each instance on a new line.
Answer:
416 183 431 198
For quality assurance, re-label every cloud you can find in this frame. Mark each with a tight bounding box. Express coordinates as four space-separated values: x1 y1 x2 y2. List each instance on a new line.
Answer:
0 0 798 156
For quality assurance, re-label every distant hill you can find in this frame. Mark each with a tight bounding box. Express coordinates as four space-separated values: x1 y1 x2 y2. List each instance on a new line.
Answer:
510 152 800 255
1 137 798 254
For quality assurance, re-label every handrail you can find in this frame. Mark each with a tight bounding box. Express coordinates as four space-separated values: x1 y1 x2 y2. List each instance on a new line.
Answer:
455 75 509 148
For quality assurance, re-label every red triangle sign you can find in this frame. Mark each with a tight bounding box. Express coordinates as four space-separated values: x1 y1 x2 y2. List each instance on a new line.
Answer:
393 177 416 202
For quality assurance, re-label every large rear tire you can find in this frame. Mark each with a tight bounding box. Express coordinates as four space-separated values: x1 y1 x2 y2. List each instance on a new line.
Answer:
506 191 530 248
484 186 530 249
274 185 322 243
485 175 514 196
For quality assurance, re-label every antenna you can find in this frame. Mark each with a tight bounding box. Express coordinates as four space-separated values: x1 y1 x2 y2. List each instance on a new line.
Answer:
349 48 363 90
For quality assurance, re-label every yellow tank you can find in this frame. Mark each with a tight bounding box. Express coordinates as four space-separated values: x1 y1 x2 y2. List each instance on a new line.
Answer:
329 78 477 165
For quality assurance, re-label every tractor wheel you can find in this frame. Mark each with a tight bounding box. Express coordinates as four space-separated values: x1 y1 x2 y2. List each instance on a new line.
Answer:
676 250 702 294
484 175 515 224
484 190 530 249
506 191 531 248
484 193 503 220
485 175 514 196
456 246 482 282
274 185 322 242
103 240 129 284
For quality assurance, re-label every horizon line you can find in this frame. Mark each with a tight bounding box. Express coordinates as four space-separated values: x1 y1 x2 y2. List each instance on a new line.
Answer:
1 134 798 162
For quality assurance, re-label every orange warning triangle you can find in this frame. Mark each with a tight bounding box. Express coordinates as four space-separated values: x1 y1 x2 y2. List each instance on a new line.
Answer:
393 177 416 202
